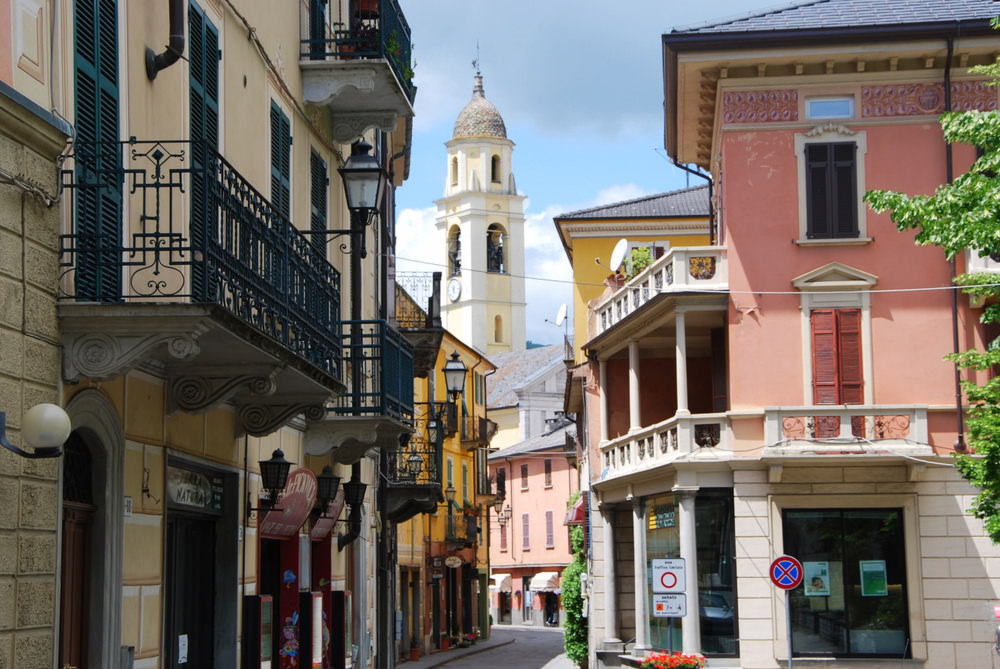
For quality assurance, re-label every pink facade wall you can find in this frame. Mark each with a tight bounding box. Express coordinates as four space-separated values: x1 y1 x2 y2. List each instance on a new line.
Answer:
722 120 986 420
489 451 577 571
0 0 12 84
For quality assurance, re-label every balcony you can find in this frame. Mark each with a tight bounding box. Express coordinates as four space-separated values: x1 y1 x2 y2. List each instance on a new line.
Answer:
460 415 497 451
386 406 442 523
59 139 343 436
591 246 728 338
446 513 478 548
299 0 415 143
395 272 444 378
305 319 414 463
599 413 731 483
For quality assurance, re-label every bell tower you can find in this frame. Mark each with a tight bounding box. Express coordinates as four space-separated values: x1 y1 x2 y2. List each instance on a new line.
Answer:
436 71 526 355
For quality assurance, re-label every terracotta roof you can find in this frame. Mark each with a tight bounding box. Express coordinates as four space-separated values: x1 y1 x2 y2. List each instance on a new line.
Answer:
555 184 709 221
487 345 564 409
670 0 997 35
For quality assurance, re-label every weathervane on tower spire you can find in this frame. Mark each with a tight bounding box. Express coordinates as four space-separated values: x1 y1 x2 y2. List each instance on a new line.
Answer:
472 42 480 75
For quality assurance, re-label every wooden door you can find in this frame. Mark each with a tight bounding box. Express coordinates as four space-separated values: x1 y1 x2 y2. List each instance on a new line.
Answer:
60 502 95 669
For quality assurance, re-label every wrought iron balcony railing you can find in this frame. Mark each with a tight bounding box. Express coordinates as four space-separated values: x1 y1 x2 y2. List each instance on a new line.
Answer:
446 513 478 546
333 320 414 422
60 139 342 378
300 0 415 104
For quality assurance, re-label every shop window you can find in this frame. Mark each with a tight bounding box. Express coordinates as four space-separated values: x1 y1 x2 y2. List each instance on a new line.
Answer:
783 508 909 658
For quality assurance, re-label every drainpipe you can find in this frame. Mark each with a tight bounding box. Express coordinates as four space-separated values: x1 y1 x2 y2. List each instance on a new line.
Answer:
672 159 715 245
145 0 186 80
944 34 967 452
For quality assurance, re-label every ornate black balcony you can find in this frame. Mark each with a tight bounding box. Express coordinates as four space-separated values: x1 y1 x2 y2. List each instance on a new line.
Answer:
58 139 344 436
395 273 443 378
299 0 415 143
385 406 443 523
305 320 414 463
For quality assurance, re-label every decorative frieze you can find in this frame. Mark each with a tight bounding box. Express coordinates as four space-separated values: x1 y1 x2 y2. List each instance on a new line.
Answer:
722 89 798 124
861 79 997 117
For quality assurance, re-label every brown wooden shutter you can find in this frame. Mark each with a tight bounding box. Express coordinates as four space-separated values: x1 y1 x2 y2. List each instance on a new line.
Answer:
812 309 839 404
837 309 862 404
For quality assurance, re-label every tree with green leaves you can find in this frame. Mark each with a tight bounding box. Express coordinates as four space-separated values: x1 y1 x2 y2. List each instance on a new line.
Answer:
865 55 1000 543
562 501 588 666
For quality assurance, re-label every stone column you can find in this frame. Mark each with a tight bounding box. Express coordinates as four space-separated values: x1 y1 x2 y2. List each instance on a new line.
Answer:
629 340 641 431
675 311 689 415
678 490 700 653
632 496 650 653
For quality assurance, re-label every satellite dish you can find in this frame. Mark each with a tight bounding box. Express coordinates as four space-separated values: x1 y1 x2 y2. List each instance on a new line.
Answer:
555 304 567 327
609 238 628 274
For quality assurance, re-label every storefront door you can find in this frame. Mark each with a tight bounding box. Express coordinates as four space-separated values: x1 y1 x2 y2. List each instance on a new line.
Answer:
166 514 216 668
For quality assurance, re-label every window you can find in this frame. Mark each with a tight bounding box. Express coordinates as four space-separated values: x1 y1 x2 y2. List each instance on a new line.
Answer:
812 309 862 406
487 224 505 273
494 315 503 343
522 513 530 550
448 228 461 276
500 523 507 551
544 459 552 487
491 155 501 182
806 96 854 120
309 151 328 258
270 101 291 219
795 127 868 242
520 463 528 490
784 508 909 658
805 143 857 239
545 511 554 548
446 457 454 488
462 463 469 503
450 157 458 186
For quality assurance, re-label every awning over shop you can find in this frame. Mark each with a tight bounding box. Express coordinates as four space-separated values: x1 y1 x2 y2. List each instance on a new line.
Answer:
490 573 512 593
564 494 586 526
530 571 561 592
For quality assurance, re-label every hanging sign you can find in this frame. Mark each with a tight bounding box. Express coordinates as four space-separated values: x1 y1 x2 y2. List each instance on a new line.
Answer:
444 556 463 568
310 488 346 540
260 468 317 538
167 465 224 513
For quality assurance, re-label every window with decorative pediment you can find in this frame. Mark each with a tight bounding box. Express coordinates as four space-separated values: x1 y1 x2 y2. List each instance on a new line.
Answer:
795 125 868 243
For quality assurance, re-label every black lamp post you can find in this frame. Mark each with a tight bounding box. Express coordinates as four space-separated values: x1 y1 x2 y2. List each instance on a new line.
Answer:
444 483 456 504
313 465 341 518
259 448 293 505
442 352 467 402
338 139 386 260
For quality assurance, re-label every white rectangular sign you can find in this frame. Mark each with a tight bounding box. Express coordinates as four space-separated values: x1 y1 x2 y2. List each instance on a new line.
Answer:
653 593 686 618
651 558 685 594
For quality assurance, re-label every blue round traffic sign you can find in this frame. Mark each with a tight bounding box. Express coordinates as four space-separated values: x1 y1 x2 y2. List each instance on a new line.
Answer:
770 555 803 590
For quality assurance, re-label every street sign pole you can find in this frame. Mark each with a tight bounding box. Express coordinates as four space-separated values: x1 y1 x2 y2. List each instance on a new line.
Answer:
786 589 792 669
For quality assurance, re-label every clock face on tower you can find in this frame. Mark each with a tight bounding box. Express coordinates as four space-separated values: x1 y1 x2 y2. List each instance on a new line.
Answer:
448 277 462 302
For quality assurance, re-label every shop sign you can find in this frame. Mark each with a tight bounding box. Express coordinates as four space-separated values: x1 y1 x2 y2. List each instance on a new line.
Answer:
310 488 346 540
650 507 676 529
431 556 444 579
444 556 462 569
167 465 223 513
260 467 317 538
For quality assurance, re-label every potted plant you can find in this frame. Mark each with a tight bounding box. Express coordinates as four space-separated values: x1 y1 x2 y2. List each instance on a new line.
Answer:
409 636 420 661
439 632 449 652
639 652 706 669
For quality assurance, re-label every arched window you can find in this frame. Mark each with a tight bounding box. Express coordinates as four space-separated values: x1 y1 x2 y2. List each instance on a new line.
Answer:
494 315 503 343
487 223 505 274
449 227 462 276
450 157 459 186
491 155 501 183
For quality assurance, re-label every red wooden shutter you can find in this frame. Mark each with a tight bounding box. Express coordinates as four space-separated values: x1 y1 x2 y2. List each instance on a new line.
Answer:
522 514 530 550
812 309 839 404
837 309 862 404
545 511 554 548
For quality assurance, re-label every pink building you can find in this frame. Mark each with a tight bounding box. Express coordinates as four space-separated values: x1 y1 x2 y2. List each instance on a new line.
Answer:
569 2 1000 668
488 415 578 627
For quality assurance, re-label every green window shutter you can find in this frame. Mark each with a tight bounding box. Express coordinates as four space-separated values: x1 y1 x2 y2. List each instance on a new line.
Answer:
74 0 121 301
310 150 328 258
270 102 291 220
189 2 220 299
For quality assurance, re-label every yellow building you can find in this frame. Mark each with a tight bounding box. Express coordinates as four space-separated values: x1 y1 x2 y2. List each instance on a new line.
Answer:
3 1 418 668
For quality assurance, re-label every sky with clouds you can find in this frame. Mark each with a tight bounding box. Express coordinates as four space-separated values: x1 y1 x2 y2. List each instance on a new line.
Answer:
394 0 780 346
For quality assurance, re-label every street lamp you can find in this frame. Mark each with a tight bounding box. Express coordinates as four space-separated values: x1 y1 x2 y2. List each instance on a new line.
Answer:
247 448 294 518
442 352 467 402
0 403 72 459
444 483 456 504
493 495 505 514
407 448 423 480
313 465 341 518
339 140 385 215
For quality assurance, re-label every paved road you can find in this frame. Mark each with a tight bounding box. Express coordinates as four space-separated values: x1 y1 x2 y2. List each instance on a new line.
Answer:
404 624 574 669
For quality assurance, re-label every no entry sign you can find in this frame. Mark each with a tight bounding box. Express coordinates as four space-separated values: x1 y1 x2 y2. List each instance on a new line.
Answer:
651 558 685 594
770 555 803 590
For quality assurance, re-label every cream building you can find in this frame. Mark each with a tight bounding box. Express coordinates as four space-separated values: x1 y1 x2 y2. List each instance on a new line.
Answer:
437 72 526 356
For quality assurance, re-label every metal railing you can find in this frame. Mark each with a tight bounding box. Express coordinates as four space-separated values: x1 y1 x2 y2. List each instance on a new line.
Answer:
300 0 415 103
593 247 728 335
396 272 439 328
333 320 414 421
60 139 342 378
446 513 477 545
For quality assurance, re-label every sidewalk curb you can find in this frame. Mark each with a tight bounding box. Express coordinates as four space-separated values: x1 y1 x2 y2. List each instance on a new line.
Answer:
417 637 517 669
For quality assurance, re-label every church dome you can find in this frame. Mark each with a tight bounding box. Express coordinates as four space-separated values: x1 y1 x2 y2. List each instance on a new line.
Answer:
453 74 507 140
